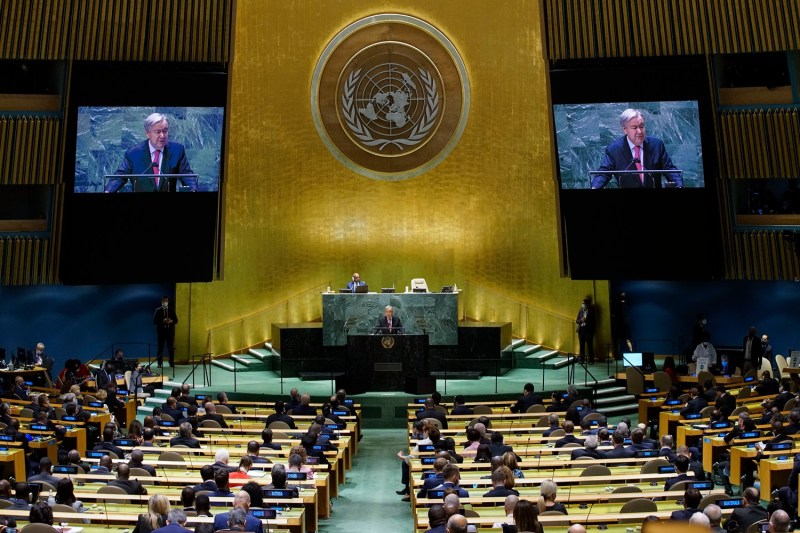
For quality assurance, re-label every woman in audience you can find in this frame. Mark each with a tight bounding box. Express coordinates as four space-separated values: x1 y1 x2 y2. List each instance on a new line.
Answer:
287 445 315 478
460 427 481 458
133 494 170 533
498 466 518 492
663 356 678 382
128 420 144 445
508 499 543 533
229 456 253 486
48 478 87 514
28 502 54 525
474 444 492 462
537 479 567 514
502 451 524 478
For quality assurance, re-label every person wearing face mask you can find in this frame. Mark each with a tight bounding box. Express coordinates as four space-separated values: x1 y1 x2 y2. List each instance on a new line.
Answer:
153 296 179 368
692 332 717 369
575 297 596 364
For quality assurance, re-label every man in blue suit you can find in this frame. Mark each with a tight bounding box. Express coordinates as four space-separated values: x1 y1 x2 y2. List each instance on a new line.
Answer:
346 272 366 292
152 509 192 533
105 113 197 193
591 108 682 189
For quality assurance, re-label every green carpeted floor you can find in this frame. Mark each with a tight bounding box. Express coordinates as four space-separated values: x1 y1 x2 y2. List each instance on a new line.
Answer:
318 429 411 533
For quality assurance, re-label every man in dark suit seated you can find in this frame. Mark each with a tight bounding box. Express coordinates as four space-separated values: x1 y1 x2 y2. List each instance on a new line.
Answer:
94 363 114 394
432 463 469 497
423 504 447 533
89 455 113 475
554 421 584 448
208 470 234 501
104 113 197 193
170 422 201 448
28 457 61 486
177 384 199 407
488 431 514 458
714 384 737 420
199 402 228 428
659 434 678 463
605 430 636 460
191 465 218 494
416 457 448 499
128 449 156 477
94 427 124 458
217 392 238 414
755 371 779 397
625 428 654 453
211 491 264 533
664 455 692 490
161 397 185 423
290 393 318 417
591 108 682 189
542 414 561 437
261 428 282 450
509 382 543 413
246 441 270 464
152 509 192 533
211 448 239 474
773 381 795 411
680 387 708 418
450 395 474 416
482 468 519 498
108 464 147 495
571 435 604 460
726 487 768 532
416 398 448 430
12 376 30 401
374 305 403 334
265 401 296 429
670 488 702 520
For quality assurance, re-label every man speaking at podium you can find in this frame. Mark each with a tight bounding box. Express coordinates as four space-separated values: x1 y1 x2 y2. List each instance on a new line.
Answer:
375 305 403 334
591 109 682 189
105 112 197 193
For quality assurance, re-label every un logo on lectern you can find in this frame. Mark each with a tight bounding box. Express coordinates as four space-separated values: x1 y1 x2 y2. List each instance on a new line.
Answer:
312 14 470 181
381 336 395 349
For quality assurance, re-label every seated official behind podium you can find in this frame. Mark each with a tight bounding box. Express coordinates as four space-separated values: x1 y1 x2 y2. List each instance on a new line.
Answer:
347 272 366 292
105 112 197 193
374 305 403 334
591 108 682 189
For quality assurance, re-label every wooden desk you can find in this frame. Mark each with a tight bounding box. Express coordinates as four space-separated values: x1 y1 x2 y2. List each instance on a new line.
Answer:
0 448 26 480
759 456 793 497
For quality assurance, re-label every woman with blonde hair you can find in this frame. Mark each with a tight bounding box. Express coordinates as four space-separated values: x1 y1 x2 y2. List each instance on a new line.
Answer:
537 479 567 514
133 494 170 533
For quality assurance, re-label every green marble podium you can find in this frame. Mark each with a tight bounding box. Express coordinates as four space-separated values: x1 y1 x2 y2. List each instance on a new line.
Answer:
321 292 459 346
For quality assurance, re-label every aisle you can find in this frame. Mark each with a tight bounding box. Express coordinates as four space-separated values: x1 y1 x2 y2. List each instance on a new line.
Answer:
319 429 411 532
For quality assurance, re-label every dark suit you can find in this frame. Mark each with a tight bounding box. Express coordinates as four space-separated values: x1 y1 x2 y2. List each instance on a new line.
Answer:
728 504 768 532
659 447 677 463
554 435 584 448
213 511 264 533
13 385 29 401
416 408 448 430
778 453 800 516
94 441 124 458
483 487 520 498
680 396 708 417
346 280 366 292
28 473 61 486
109 478 147 495
510 394 543 414
451 405 474 415
154 305 179 367
190 480 217 493
129 461 156 476
571 448 605 460
416 473 445 498
716 393 737 419
375 314 403 334
604 446 636 460
199 413 228 428
265 413 296 428
169 436 200 448
152 524 193 533
106 140 196 193
664 472 691 491
670 508 700 521
592 135 682 189
489 444 514 457
291 404 318 417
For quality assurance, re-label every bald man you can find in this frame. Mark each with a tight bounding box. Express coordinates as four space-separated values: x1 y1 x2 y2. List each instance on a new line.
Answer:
445 514 468 533
212 490 263 533
109 463 147 495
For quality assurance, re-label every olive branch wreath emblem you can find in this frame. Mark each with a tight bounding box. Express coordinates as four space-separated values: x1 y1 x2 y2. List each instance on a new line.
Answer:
341 67 439 151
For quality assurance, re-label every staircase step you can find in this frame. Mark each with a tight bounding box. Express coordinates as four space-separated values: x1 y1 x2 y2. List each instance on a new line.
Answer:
230 354 262 367
547 356 578 369
211 359 236 372
510 338 527 350
595 404 638 416
578 378 617 388
514 344 542 355
594 386 628 397
531 350 559 362
594 394 636 407
248 348 273 361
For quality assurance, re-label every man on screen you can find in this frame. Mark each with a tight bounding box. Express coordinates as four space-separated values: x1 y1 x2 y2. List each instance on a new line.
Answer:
105 113 197 193
375 305 403 334
591 109 682 189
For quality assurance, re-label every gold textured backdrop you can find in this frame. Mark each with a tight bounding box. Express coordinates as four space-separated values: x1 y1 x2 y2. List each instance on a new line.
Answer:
176 0 608 360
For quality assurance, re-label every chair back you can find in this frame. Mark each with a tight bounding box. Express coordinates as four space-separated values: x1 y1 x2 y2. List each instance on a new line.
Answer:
745 519 769 533
97 485 128 495
611 485 642 494
433 405 448 415
759 358 772 378
20 525 59 533
268 420 290 429
124 370 132 391
472 405 492 415
784 398 797 411
625 367 644 395
737 387 752 400
200 419 222 429
776 354 787 374
424 418 442 430
582 412 603 422
697 371 715 387
215 404 232 414
700 405 716 417
83 394 98 403
51 503 79 514
579 464 611 484
0 499 11 509
410 278 428 292
640 458 670 474
668 480 690 492
160 412 175 422
698 494 727 510
731 406 750 416
548 429 565 438
130 467 154 484
19 407 35 418
526 404 545 413
619 497 658 513
653 371 672 392
536 415 551 427
54 407 68 420
159 451 186 465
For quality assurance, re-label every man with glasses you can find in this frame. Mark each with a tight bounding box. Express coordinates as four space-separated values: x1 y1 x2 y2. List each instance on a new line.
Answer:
591 108 682 189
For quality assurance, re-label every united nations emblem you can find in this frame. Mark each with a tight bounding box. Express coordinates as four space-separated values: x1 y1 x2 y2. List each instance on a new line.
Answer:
312 14 470 180
381 336 395 349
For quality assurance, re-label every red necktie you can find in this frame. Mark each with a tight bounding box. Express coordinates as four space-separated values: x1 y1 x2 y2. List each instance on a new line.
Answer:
634 145 643 185
153 150 161 189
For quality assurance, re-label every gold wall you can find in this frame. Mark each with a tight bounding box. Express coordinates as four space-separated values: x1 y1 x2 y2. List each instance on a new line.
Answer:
177 0 607 359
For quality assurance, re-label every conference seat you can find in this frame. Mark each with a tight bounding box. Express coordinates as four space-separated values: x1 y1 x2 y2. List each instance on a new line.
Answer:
776 354 787 375
271 431 290 440
433 405 448 416
268 420 290 430
159 451 185 466
625 367 644 395
19 407 35 418
38 481 56 492
611 485 642 494
160 412 175 422
668 480 691 492
54 407 67 419
653 371 672 392
97 484 128 505
538 510 569 525
535 416 551 427
102 451 119 460
579 464 611 484
759 359 772 378
51 503 80 514
678 393 690 403
0 499 11 509
698 493 729 510
737 387 752 401
582 412 604 423
700 405 716 417
745 520 769 533
199 419 222 429
83 395 98 403
697 371 715 387
129 467 154 484
410 278 428 292
424 418 442 431
526 404 545 413
215 404 232 414
731 406 750 416
785 398 797 411
561 442 580 448
21 525 59 533
472 405 492 415
640 458 670 474
619 497 658 514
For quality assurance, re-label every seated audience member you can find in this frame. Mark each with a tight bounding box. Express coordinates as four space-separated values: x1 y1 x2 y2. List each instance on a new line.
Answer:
451 395 474 415
261 428 282 450
240 481 264 510
554 421 584 448
212 491 264 533
461 427 482 458
726 487 768 532
483 467 520 498
670 488 702 520
47 478 86 513
509 499 542 533
755 371 779 396
625 428 653 452
417 457 449 499
28 457 61 486
9 482 33 510
28 501 54 525
246 440 270 464
209 470 234 501
194 493 212 517
571 434 604 460
604 430 635 460
212 448 238 474
658 434 677 462
417 398 448 429
170 422 201 448
676 445 705 481
265 400 296 429
228 456 253 486
768 510 791 533
199 401 228 428
424 504 447 533
291 393 317 416
286 388 301 411
538 479 567 514
161 397 184 423
109 463 148 495
664 455 692 490
488 431 513 457
94 427 124 458
133 494 170 533
191 465 218 493
434 463 469 497
774 381 795 411
714 385 737 420
90 455 113 475
129 449 157 476
492 495 519 528
680 387 708 417
287 445 316 478
265 464 299 496
67 449 92 473
703 504 724 533
178 384 198 406
689 512 711 529
217 392 238 414
473 443 492 463
180 487 196 514
510 382 543 414
502 451 524 478
547 391 567 412
542 414 561 437
152 509 192 533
